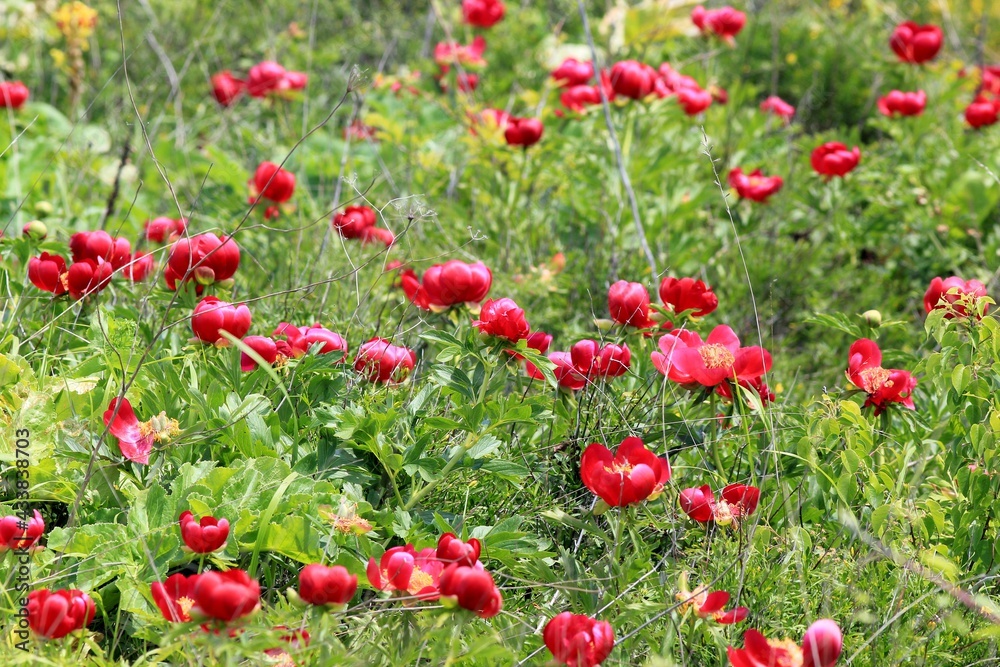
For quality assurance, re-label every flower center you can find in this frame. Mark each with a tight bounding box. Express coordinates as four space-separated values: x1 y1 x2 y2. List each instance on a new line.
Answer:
699 344 735 369
176 596 195 620
768 638 804 667
859 366 891 394
675 586 708 615
406 567 434 595
713 499 734 526
605 461 634 475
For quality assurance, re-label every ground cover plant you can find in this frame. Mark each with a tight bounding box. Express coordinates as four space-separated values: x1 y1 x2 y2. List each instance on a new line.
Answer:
1 0 1000 665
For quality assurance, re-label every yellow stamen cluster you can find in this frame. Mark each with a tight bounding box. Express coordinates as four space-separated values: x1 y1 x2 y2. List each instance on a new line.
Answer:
139 412 181 443
700 343 735 369
859 365 891 394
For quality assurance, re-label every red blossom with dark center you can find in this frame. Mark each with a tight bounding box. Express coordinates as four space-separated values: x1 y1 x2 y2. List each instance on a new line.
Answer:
580 437 670 507
104 397 155 464
846 339 916 415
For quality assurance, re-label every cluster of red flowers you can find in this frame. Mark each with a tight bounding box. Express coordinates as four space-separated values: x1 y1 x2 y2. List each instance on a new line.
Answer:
367 532 503 619
691 5 746 45
210 60 308 107
332 204 395 246
729 619 842 667
27 229 155 300
680 483 760 527
434 35 487 93
249 161 297 220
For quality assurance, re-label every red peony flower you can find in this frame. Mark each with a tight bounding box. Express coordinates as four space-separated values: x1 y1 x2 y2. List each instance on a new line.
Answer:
609 60 657 100
691 5 746 44
676 86 713 115
27 589 96 639
728 619 842 667
239 335 280 372
462 0 505 28
190 569 260 622
654 324 771 389
504 117 544 147
889 22 943 64
211 71 245 107
252 161 296 204
569 339 631 379
965 96 1000 129
298 564 358 607
659 277 718 317
472 297 530 342
580 437 670 507
0 510 45 552
191 296 252 344
846 339 916 415
401 260 492 311
728 168 784 203
333 205 377 239
650 329 704 385
104 397 155 464
366 544 443 600
680 483 760 526
179 510 230 553
28 252 69 295
151 573 200 622
529 350 587 390
436 533 482 567
811 142 861 178
552 58 594 87
434 36 487 68
246 61 287 97
0 80 30 109
543 612 615 667
608 280 654 328
923 276 988 318
877 90 927 117
165 232 240 289
354 337 417 384
438 563 503 618
145 216 187 243
65 258 113 300
760 95 795 121
124 251 155 282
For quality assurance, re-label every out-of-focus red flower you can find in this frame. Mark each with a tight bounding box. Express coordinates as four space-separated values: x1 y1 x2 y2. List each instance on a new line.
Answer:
760 95 795 121
434 36 487 68
728 168 784 203
252 161 296 204
543 612 615 667
402 260 492 311
145 217 187 243
691 5 746 45
151 573 199 622
581 437 670 507
27 589 95 639
0 80 30 109
610 60 657 100
211 71 245 106
298 564 358 607
65 258 113 300
846 339 916 415
333 205 376 239
890 22 943 64
569 339 631 379
354 337 417 384
504 117 544 147
190 569 261 622
810 142 860 178
366 544 442 599
28 252 68 295
124 251 155 282
344 119 378 141
877 90 927 117
965 96 1000 128
676 86 713 115
438 563 503 618
104 397 155 464
608 280 654 328
191 296 252 344
560 85 603 113
462 0 505 28
552 58 594 87
436 533 481 567
165 232 240 289
923 276 988 317
179 510 230 553
0 510 45 552
728 619 842 667
245 61 305 97
659 277 719 317
472 297 530 342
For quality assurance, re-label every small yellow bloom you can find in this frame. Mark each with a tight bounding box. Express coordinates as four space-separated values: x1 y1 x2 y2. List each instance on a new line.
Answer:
53 2 98 41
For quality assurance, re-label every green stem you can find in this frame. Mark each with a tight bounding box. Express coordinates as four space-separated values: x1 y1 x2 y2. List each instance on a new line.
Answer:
709 392 725 477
